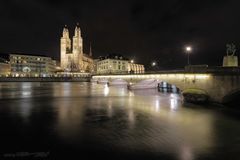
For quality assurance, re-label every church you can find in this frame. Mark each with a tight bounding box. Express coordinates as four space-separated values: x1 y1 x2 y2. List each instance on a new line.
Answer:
60 24 94 72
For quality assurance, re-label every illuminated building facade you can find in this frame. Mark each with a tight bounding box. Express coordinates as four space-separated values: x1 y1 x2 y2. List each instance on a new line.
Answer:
128 63 145 74
97 55 128 74
0 57 10 76
60 24 94 72
0 53 56 77
96 54 145 74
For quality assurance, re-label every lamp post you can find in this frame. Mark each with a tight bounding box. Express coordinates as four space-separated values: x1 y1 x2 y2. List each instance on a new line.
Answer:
151 61 157 71
186 46 192 65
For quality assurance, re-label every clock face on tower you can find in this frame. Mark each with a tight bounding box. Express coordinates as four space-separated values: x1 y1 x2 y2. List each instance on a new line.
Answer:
23 66 31 73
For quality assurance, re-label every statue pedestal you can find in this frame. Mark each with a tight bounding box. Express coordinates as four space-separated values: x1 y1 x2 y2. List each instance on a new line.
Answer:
223 56 238 67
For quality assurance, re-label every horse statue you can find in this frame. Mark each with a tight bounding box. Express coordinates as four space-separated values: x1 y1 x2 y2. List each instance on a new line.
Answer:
226 43 236 56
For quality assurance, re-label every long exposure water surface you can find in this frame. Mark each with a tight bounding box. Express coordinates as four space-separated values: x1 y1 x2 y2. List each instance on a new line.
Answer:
0 82 240 160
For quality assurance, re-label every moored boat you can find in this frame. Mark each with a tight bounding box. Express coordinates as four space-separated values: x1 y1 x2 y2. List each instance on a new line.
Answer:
127 79 160 90
108 79 128 86
97 79 109 84
90 79 98 83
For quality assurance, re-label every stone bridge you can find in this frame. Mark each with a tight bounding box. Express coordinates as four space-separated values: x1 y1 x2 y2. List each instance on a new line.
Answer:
92 71 240 103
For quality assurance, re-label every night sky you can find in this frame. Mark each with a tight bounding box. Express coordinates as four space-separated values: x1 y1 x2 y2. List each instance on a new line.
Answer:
1 0 240 69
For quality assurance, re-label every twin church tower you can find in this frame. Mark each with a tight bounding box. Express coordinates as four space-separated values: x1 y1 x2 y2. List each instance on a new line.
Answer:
60 24 94 72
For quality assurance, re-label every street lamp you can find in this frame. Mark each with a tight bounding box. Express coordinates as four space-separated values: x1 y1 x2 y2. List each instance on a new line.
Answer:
130 60 134 64
185 46 192 65
151 61 157 71
152 62 156 66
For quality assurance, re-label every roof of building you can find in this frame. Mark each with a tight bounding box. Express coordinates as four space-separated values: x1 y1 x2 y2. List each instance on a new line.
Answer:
0 53 10 61
0 57 9 64
83 53 93 58
10 53 49 57
99 54 129 61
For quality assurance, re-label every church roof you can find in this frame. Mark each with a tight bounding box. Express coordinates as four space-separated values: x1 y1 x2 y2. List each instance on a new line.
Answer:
83 53 92 58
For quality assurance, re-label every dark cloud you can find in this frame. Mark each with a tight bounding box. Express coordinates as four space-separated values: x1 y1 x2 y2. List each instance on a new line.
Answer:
0 0 239 69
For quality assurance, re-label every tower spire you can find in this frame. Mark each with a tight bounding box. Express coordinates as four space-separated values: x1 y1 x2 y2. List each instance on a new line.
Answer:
62 25 69 38
89 42 92 57
74 22 81 37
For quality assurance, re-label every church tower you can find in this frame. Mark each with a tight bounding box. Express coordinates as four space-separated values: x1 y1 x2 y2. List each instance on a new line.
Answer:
60 25 71 70
72 23 83 71
60 23 93 73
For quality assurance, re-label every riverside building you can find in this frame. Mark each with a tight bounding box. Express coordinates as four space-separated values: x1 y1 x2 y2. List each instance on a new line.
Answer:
96 54 145 74
128 62 145 74
0 53 56 77
0 56 10 76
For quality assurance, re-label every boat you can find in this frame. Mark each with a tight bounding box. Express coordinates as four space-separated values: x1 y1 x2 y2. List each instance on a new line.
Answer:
127 79 160 90
90 79 98 83
108 79 128 86
97 79 109 84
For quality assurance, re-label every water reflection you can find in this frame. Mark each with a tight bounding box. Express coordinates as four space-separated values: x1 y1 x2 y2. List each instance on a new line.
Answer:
18 99 33 120
155 99 160 112
0 82 240 159
103 84 109 96
54 98 86 141
20 83 32 98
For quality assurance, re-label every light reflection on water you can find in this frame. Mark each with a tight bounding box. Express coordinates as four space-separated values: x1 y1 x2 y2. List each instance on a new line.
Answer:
0 82 240 159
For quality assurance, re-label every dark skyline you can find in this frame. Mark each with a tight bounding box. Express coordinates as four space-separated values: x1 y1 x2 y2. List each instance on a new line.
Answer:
0 0 240 69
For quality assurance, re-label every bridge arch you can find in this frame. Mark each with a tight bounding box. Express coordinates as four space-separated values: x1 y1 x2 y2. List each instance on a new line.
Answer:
222 88 240 105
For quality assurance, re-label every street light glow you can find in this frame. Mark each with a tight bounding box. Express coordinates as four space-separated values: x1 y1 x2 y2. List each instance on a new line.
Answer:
186 46 192 52
185 46 192 65
152 62 156 66
130 60 134 63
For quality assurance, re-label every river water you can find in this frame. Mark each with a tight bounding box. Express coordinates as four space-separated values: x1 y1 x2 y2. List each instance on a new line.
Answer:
0 82 240 160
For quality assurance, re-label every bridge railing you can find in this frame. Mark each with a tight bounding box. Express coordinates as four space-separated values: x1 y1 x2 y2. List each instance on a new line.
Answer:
92 67 240 76
206 67 240 75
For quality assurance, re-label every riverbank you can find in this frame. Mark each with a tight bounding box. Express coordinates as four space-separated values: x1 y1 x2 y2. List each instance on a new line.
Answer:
0 77 91 82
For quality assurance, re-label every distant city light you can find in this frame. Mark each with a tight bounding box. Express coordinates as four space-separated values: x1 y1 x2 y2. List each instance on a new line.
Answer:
152 62 156 66
130 60 134 63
